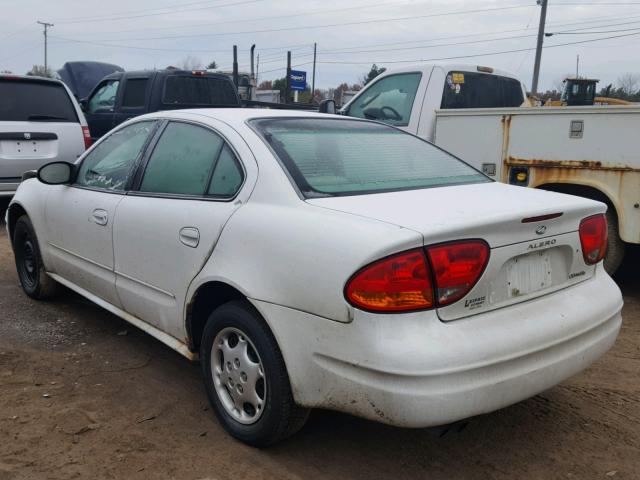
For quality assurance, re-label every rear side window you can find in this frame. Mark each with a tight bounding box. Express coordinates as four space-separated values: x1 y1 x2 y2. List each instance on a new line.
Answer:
140 122 233 196
208 145 243 197
346 73 421 126
76 121 155 191
0 79 78 122
441 71 524 109
122 78 149 108
162 76 237 105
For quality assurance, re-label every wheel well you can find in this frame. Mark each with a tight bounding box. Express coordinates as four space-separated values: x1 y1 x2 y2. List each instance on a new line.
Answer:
6 204 27 246
537 183 617 219
186 281 246 353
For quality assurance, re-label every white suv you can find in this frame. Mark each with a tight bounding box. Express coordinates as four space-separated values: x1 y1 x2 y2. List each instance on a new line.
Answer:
0 74 90 197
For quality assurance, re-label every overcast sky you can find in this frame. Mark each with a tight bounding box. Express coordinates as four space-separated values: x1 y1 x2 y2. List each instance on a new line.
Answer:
1 0 639 91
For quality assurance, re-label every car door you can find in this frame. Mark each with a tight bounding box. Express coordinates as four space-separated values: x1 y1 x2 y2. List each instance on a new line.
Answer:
85 78 120 140
44 120 158 306
112 119 249 339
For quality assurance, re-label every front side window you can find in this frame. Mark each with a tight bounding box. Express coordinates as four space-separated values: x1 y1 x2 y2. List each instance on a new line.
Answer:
252 118 488 197
121 78 149 108
76 121 155 191
346 73 421 126
139 122 227 196
88 80 119 114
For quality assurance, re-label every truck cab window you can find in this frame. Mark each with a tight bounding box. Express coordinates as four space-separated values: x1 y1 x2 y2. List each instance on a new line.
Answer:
122 78 149 108
346 73 422 126
441 72 524 109
88 80 119 114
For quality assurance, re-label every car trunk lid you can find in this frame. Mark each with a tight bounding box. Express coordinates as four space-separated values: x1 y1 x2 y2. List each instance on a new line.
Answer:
307 182 605 319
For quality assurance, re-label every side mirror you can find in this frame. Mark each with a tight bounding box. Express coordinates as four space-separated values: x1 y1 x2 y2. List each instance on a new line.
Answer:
79 98 88 112
37 161 74 185
318 99 336 114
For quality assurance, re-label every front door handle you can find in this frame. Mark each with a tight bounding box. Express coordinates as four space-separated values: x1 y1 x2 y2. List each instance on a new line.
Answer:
179 227 200 248
91 209 108 226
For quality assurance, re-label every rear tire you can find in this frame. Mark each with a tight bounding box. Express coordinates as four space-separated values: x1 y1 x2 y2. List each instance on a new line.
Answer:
13 215 58 300
200 301 309 447
604 208 625 275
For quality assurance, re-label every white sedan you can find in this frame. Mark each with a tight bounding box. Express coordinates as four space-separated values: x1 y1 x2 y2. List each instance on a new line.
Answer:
5 109 623 446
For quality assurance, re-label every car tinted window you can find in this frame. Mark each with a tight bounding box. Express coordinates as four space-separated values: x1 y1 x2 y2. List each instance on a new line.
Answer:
441 71 524 109
162 76 237 105
346 73 421 126
0 79 78 122
253 118 488 197
208 145 243 197
140 122 223 195
88 80 119 114
122 78 149 108
76 121 155 191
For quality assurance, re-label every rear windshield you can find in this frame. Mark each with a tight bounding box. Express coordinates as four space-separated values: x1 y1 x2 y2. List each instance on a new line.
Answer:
162 76 238 105
0 79 78 122
252 118 488 197
441 71 524 109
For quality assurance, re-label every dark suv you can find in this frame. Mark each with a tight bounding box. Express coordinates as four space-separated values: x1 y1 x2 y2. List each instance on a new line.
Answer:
82 70 240 140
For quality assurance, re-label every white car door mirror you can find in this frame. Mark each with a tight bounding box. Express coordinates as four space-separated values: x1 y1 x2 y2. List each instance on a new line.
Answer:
37 161 74 185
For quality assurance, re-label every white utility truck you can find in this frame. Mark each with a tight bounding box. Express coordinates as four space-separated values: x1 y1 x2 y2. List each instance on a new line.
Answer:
341 64 639 273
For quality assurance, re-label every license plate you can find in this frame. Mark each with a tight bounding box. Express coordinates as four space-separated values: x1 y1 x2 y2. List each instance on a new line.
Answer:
1 139 40 156
506 250 552 298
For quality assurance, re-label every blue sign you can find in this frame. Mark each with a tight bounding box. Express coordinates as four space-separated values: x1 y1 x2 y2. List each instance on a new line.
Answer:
290 70 307 91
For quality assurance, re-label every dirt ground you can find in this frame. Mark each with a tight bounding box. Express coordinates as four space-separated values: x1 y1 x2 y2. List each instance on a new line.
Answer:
0 202 639 480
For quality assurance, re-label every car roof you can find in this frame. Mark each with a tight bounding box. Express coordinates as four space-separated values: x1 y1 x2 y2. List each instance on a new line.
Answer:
103 69 231 80
0 74 65 85
140 108 345 127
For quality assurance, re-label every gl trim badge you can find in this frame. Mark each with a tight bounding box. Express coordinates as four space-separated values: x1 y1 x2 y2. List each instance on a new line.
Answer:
23 132 31 140
535 225 547 235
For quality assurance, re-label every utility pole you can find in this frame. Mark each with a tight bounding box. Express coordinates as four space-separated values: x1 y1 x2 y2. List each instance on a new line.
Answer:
531 0 548 95
285 51 291 104
37 21 54 74
311 42 317 102
576 54 579 78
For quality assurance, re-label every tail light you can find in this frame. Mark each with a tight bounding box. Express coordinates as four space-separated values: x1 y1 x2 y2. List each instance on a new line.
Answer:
579 214 607 265
426 241 490 306
345 250 433 312
81 126 93 149
345 240 489 313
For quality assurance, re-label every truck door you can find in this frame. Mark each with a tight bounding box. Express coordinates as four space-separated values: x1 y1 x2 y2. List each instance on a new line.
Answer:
85 78 119 140
112 76 151 129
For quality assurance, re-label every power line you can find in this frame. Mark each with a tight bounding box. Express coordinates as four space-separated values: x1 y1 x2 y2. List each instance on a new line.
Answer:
81 4 535 42
314 30 640 65
55 0 264 24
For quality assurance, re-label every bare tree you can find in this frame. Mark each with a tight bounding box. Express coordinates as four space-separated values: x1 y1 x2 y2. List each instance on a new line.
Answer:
179 55 202 70
26 65 54 78
616 73 640 96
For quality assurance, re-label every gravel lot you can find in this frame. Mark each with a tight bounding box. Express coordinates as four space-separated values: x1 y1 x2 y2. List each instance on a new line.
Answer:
1 202 638 480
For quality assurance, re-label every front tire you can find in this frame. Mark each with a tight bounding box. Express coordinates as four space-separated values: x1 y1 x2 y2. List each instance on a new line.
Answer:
13 215 58 300
200 301 309 446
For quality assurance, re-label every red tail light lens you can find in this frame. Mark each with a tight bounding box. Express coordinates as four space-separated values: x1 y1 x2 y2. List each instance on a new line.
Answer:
345 250 433 312
579 214 607 265
427 240 490 306
81 126 93 149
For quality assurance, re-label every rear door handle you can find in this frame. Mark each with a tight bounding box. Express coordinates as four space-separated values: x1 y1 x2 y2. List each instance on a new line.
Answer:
91 209 108 226
179 227 200 248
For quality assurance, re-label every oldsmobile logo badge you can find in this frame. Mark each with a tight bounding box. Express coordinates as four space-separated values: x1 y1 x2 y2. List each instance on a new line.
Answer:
535 225 547 235
23 132 31 140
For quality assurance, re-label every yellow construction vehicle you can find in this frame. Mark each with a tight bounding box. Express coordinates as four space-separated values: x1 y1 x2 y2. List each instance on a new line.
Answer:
545 78 632 106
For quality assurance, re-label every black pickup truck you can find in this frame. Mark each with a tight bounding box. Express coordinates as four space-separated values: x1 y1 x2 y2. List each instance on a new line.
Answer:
81 69 240 140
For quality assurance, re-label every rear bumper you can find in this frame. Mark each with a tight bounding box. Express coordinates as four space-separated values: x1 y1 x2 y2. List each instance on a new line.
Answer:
252 266 622 427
